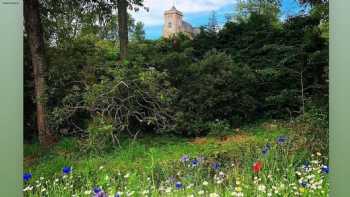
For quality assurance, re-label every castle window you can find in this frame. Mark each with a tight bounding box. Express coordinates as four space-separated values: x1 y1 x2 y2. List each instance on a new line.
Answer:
168 22 172 28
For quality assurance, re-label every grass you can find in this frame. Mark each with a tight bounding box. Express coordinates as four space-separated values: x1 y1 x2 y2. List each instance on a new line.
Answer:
23 121 329 197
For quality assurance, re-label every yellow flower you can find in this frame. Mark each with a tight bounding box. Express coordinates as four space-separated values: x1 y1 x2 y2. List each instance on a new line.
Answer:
235 187 242 192
299 188 305 193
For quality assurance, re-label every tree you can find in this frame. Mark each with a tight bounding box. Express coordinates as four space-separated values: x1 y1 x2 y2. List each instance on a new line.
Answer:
235 0 281 22
131 21 146 42
208 11 219 32
117 0 129 60
24 0 55 146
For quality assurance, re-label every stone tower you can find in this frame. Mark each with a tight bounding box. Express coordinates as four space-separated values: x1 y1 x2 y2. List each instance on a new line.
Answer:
163 6 184 38
163 6 200 38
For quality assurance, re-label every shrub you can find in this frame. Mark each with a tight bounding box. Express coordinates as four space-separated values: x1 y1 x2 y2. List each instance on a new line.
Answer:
174 50 257 135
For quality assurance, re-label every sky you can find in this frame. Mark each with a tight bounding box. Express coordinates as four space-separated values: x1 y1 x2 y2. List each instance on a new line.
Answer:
131 0 304 40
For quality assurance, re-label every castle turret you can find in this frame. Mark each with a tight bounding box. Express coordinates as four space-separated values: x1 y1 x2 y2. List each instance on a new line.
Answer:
163 6 183 38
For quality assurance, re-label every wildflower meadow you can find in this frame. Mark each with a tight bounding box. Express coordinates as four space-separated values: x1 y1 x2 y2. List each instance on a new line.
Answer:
24 122 329 197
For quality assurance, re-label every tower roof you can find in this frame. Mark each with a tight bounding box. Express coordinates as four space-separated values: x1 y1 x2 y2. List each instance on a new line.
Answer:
165 6 183 16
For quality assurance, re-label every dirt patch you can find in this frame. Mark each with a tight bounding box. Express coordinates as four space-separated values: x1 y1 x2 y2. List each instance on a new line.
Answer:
24 155 37 167
261 122 279 131
191 137 209 145
191 133 251 145
218 133 251 144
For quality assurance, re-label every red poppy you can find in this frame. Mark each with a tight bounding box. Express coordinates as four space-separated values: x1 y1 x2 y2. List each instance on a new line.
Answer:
253 161 263 173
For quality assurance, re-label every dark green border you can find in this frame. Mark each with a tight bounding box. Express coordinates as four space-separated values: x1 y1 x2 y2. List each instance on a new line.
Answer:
330 1 350 197
0 0 23 196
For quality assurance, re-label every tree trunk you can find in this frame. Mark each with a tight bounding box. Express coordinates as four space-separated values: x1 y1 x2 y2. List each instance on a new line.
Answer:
117 0 129 61
24 0 55 147
300 70 305 117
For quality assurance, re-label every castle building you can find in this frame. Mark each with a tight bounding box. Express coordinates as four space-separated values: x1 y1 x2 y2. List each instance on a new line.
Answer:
163 6 200 38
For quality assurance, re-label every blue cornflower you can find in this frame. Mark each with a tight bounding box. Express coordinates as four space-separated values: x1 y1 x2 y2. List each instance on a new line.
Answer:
276 136 288 145
262 144 271 155
180 155 189 162
94 187 102 194
62 166 72 174
115 193 121 197
321 165 329 174
212 162 221 171
175 181 182 189
262 147 269 155
301 181 308 188
303 161 310 170
192 159 199 167
23 173 32 182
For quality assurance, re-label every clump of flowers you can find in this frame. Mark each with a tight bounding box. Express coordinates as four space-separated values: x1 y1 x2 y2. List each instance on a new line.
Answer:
23 173 32 182
62 166 72 174
252 161 263 173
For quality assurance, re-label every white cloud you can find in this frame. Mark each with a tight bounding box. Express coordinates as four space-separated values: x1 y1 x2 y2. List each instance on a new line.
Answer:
131 0 235 26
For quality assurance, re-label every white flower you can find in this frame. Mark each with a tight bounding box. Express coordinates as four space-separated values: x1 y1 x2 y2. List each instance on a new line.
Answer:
165 187 172 193
40 177 44 180
232 191 244 197
142 190 149 195
258 184 266 192
209 193 219 197
236 180 241 185
186 184 194 189
72 194 78 197
99 166 104 170
198 190 205 195
84 190 91 195
316 152 322 156
127 191 135 196
23 186 33 192
203 181 209 186
124 173 130 178
41 188 46 192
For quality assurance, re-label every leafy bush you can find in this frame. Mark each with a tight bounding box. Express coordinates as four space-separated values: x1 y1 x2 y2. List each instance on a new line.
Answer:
174 51 257 135
86 116 114 150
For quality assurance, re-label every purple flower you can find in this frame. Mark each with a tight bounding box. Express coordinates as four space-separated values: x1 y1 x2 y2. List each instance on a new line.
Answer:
95 191 108 197
180 155 189 162
212 162 220 171
321 165 329 174
94 187 102 194
277 136 287 145
191 159 199 166
23 173 32 182
175 181 182 189
62 166 72 174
